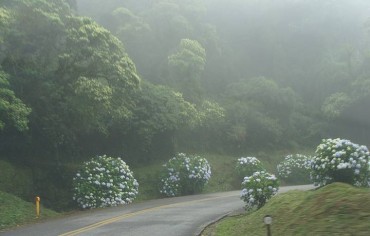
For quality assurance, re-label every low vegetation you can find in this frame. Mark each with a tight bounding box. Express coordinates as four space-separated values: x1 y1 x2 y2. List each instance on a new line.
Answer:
72 155 139 209
159 153 212 197
0 191 59 230
202 183 370 236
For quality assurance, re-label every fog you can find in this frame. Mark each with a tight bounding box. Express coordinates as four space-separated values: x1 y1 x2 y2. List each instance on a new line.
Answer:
1 0 370 212
75 0 370 145
1 0 370 161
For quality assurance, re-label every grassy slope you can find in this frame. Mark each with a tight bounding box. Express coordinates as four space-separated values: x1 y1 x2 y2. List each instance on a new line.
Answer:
0 191 59 230
133 151 297 201
0 150 312 230
202 183 370 236
133 153 242 201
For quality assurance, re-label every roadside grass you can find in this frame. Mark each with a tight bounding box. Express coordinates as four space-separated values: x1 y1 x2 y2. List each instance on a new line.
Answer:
132 150 312 201
132 153 240 201
0 149 315 230
132 163 163 201
0 191 59 231
201 182 370 236
201 153 240 193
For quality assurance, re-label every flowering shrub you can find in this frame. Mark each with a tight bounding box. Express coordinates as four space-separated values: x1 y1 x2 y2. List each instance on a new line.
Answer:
73 155 139 209
236 157 264 179
277 154 312 184
311 138 370 187
160 153 211 197
240 171 279 210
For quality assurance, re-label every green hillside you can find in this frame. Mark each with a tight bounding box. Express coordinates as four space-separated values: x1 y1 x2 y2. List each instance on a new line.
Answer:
0 191 59 230
202 183 370 236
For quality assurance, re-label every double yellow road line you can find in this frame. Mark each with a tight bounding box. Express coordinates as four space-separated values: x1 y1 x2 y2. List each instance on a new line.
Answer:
59 193 237 236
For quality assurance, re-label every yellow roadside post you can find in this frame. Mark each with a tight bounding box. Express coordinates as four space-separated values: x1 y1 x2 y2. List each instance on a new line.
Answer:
35 196 40 218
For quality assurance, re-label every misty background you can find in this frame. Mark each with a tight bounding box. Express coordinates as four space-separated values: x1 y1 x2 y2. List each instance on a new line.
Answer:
76 0 370 147
1 0 370 209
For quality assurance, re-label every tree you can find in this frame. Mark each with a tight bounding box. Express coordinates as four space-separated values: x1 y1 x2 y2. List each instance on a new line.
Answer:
1 0 140 159
321 92 352 119
0 70 31 131
168 38 206 103
99 7 153 78
0 7 11 64
126 81 198 155
222 77 299 149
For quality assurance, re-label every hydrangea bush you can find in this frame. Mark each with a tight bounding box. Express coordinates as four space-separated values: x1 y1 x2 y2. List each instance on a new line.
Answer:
160 153 211 197
236 156 264 178
73 155 139 209
240 171 279 210
277 154 312 184
311 138 370 187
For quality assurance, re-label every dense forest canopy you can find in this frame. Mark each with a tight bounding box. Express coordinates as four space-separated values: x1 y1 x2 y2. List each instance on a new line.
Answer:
1 0 370 208
76 0 370 147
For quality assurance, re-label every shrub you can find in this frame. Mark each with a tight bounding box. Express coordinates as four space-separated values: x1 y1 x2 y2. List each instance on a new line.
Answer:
72 155 139 209
0 160 34 200
240 171 279 210
160 153 211 197
277 154 312 184
311 138 370 187
235 157 264 179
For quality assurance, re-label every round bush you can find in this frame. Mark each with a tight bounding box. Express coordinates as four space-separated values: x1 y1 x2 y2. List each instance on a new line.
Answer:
240 171 279 210
311 138 370 187
160 153 211 197
73 155 139 209
277 154 312 184
236 157 264 178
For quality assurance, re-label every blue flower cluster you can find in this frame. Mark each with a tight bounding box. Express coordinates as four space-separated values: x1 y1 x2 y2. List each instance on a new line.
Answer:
240 171 279 210
160 153 211 197
73 155 139 209
311 138 370 187
277 154 311 179
235 156 264 178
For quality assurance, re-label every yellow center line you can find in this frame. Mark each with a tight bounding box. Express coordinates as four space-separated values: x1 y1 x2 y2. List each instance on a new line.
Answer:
59 193 238 236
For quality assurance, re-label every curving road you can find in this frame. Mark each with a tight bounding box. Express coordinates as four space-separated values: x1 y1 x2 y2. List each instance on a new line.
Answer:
1 185 314 236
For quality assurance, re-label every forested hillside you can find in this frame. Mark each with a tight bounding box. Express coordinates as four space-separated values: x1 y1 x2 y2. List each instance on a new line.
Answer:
76 0 370 150
1 0 370 209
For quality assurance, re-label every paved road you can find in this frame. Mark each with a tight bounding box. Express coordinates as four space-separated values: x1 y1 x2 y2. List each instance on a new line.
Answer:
1 185 314 236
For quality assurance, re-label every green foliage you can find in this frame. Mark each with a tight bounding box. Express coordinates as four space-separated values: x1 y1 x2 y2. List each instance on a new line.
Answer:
197 100 225 127
1 0 140 157
222 77 300 149
72 155 139 209
0 160 34 199
322 92 352 119
160 153 211 197
168 38 206 75
311 138 370 187
0 7 11 48
168 38 206 103
108 7 151 43
0 71 31 131
240 171 279 210
0 191 59 230
131 82 198 143
277 154 312 184
235 157 264 180
200 153 241 192
204 183 370 236
2 0 370 210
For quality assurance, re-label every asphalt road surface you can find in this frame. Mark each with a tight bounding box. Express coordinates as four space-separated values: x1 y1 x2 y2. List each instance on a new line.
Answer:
1 185 314 236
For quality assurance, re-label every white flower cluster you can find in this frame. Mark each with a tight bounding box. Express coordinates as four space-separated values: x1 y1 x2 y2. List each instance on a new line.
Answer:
238 156 260 165
236 156 263 177
311 138 370 187
73 155 139 209
160 153 211 197
277 154 311 179
240 171 279 210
